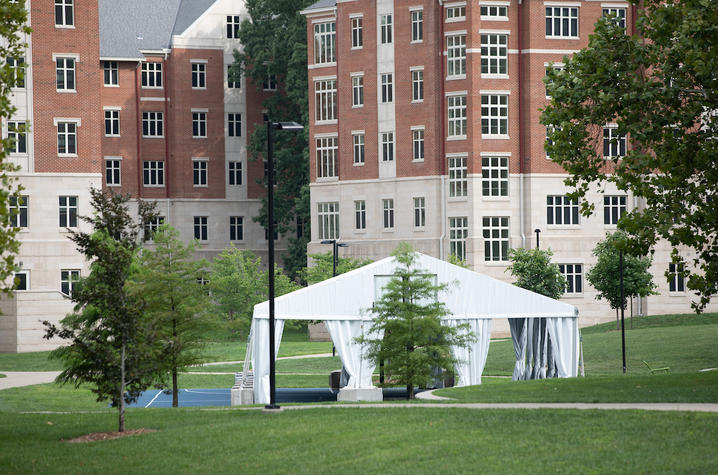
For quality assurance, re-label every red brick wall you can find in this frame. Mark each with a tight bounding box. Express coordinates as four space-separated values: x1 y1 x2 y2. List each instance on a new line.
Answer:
31 0 102 174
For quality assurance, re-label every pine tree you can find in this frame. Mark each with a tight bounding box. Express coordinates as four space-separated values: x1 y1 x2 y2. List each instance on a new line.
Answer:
357 243 474 399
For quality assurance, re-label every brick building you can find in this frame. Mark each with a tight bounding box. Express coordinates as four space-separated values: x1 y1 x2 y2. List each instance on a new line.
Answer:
2 0 281 352
301 0 717 325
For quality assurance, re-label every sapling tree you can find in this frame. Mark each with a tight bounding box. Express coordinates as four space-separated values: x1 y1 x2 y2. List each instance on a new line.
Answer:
357 243 474 399
506 248 567 300
44 189 159 432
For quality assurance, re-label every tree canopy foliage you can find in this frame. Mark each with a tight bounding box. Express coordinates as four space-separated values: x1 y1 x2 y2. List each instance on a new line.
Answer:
506 248 567 300
0 1 32 294
357 243 474 399
44 190 159 432
208 246 299 338
232 0 314 279
541 1 718 310
129 225 211 407
587 231 657 317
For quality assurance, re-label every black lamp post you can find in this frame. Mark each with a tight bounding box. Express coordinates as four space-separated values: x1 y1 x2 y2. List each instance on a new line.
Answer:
320 239 347 357
266 118 303 410
620 250 626 374
534 229 541 249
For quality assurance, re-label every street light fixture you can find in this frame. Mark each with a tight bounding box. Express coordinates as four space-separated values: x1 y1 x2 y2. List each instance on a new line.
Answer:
534 229 541 249
266 118 303 411
320 239 349 277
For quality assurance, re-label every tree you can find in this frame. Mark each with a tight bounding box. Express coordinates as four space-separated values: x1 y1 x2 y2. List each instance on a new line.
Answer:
300 252 372 285
128 225 211 407
233 0 314 279
541 1 718 310
0 1 32 294
43 190 159 432
587 232 657 328
447 254 468 268
357 243 474 399
506 248 567 300
208 246 300 339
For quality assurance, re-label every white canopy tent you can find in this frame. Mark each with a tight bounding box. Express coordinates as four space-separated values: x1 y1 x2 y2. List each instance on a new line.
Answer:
246 253 579 404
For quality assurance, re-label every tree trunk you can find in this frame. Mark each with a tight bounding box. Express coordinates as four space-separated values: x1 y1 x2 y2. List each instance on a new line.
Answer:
615 308 619 330
172 369 178 407
630 297 634 329
407 382 414 400
119 342 126 433
172 317 178 407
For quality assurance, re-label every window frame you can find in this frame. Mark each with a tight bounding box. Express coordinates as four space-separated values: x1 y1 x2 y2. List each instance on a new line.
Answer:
228 112 241 137
142 111 164 138
316 135 338 179
545 6 579 39
351 73 364 107
446 34 467 78
380 73 393 103
603 195 627 226
141 62 163 89
603 125 626 159
55 0 74 28
228 161 242 186
414 197 426 229
103 60 118 87
9 195 28 228
227 15 240 39
380 14 393 44
481 94 509 138
351 16 363 49
60 269 80 297
191 61 207 89
56 120 78 155
448 155 468 198
447 93 467 139
546 195 580 226
382 198 394 230
230 216 244 241
194 216 208 241
411 9 423 43
314 78 337 123
143 160 165 187
104 108 120 137
381 131 394 162
7 120 27 154
314 21 336 65
559 263 584 295
105 157 121 186
449 216 468 261
58 195 78 228
55 56 76 92
318 202 340 240
8 56 25 89
483 216 509 262
668 263 685 293
192 110 208 138
481 155 509 198
411 67 424 102
354 200 366 230
480 32 508 77
412 127 425 162
480 4 509 21
352 132 365 166
192 158 208 187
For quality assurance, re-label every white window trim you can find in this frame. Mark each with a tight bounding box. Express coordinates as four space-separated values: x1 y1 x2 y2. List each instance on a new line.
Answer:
104 156 122 187
192 157 209 188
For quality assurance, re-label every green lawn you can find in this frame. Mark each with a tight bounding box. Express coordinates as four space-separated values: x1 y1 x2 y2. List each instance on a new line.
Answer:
1 408 717 473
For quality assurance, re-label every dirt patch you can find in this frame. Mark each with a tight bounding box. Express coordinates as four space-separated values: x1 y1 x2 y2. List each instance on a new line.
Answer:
66 428 158 443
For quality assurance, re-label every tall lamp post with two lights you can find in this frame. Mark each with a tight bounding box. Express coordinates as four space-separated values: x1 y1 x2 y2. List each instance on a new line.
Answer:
265 118 303 411
320 239 347 357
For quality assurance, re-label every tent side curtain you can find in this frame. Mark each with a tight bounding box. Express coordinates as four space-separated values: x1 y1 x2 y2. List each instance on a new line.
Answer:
324 320 381 389
252 318 285 405
509 316 579 381
445 319 492 387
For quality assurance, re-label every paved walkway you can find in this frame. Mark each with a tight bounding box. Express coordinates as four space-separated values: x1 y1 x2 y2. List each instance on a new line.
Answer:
0 371 61 390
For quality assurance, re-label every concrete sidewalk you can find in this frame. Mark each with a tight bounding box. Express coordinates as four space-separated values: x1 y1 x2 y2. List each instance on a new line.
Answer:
0 372 61 390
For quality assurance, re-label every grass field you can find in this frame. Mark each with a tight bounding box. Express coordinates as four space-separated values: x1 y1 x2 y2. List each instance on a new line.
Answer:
1 408 717 473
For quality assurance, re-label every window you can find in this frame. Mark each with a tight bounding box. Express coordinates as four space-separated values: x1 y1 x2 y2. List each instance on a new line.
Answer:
194 216 208 241
8 57 25 88
13 271 28 291
446 4 466 21
105 158 121 186
450 217 468 261
352 74 364 107
381 132 394 162
604 195 627 225
559 264 583 294
141 62 162 88
545 64 565 98
59 196 77 227
355 200 366 230
142 112 163 137
55 57 76 91
380 14 393 44
482 155 509 197
230 216 243 241
104 109 119 136
227 15 240 39
547 195 579 225
351 17 363 48
227 65 240 88
55 0 74 27
546 6 579 38
380 73 393 103
143 161 164 186
481 34 508 76
61 270 80 297
545 125 562 159
192 111 207 138
353 133 365 165
448 155 468 197
143 216 165 241
316 136 338 178
263 72 277 91
318 202 339 239
448 94 467 138
481 94 508 137
314 22 336 64
103 61 118 86
9 195 28 228
315 79 337 122
480 4 508 20
446 35 466 77
412 128 425 161
265 224 278 241
411 68 424 102
228 113 241 137
228 161 242 185
57 121 77 155
193 159 208 186
668 263 685 292
191 62 206 89
414 197 426 228
411 10 423 42
603 126 626 158
483 216 509 261
603 7 627 30
382 199 394 229
7 121 26 154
